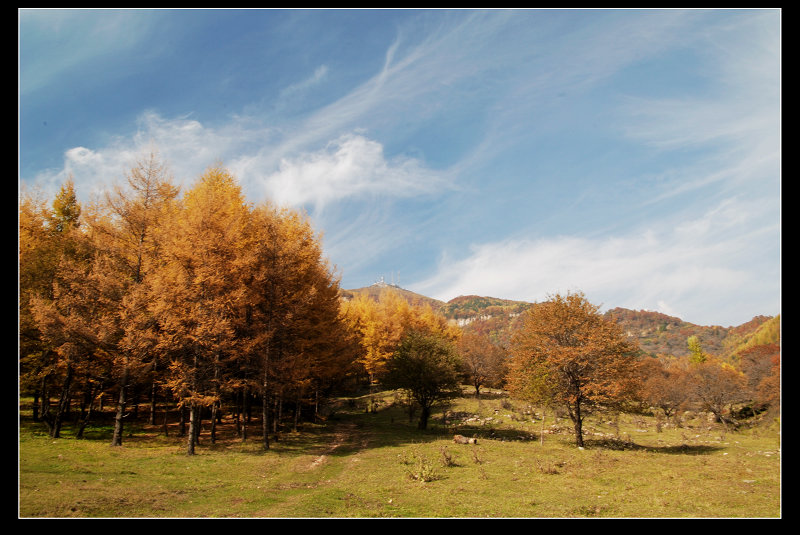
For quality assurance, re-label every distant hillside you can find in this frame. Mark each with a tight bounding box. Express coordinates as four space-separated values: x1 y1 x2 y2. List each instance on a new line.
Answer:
340 286 776 358
602 308 772 358
727 315 781 358
437 295 532 348
439 295 532 320
340 282 445 311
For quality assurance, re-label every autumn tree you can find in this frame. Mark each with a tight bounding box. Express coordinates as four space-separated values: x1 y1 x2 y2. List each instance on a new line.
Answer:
739 343 780 413
342 289 459 387
457 332 507 397
19 187 60 422
281 276 354 429
408 301 461 343
687 335 708 364
340 291 405 389
28 256 101 438
90 152 179 445
639 357 690 421
383 329 463 430
21 158 354 451
686 358 747 428
506 292 640 447
22 179 104 438
242 203 354 446
148 165 251 455
50 178 82 232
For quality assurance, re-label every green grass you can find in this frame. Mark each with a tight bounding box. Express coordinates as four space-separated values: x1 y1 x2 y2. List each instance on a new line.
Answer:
19 390 781 518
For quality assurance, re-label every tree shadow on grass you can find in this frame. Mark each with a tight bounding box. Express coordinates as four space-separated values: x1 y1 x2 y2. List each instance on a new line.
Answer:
583 436 724 455
447 424 538 444
20 405 726 462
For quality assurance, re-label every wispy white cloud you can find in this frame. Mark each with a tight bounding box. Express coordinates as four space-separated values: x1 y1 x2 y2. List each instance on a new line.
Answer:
27 112 233 199
29 145 138 201
29 111 451 215
279 65 329 99
20 10 779 328
408 10 778 327
252 133 450 212
618 10 780 201
19 9 156 95
411 195 779 326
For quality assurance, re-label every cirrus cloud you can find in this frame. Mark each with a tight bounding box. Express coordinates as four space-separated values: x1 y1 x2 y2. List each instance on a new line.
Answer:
411 196 778 327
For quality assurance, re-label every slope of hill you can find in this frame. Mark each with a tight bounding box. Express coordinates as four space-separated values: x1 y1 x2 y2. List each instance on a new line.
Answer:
340 286 775 358
601 307 764 357
437 295 532 347
340 282 445 311
727 315 781 358
438 295 531 321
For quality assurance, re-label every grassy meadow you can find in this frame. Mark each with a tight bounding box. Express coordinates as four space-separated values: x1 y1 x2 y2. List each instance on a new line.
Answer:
18 389 781 518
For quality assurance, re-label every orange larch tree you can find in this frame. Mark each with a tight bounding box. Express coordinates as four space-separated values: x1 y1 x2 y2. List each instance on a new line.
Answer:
738 343 780 413
89 152 179 445
242 203 353 447
23 179 106 439
19 187 62 423
148 165 251 455
340 292 398 393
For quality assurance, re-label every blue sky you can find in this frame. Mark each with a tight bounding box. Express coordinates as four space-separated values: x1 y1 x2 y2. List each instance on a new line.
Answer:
19 8 781 327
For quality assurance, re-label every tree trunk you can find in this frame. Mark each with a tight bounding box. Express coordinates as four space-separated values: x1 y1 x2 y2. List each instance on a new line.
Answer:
274 394 282 435
293 396 300 432
569 401 585 448
573 419 584 447
162 403 169 436
418 404 431 430
241 387 248 440
210 354 220 444
149 371 157 426
540 407 546 446
76 385 97 439
210 401 218 444
32 390 40 422
186 403 197 455
194 410 202 445
52 364 74 438
245 389 252 423
262 371 271 451
179 405 187 436
40 375 52 434
111 365 129 446
235 390 242 438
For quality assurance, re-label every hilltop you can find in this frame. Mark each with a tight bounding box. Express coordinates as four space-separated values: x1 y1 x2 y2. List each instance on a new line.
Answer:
341 285 777 358
340 281 446 311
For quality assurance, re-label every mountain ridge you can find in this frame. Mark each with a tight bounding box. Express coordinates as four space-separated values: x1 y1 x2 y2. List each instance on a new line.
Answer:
342 284 777 358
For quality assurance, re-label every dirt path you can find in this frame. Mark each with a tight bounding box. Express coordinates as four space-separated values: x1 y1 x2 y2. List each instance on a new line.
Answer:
306 421 368 470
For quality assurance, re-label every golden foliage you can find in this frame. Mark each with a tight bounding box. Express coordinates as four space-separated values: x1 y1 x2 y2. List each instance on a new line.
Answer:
507 292 640 446
341 288 460 384
20 157 356 449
